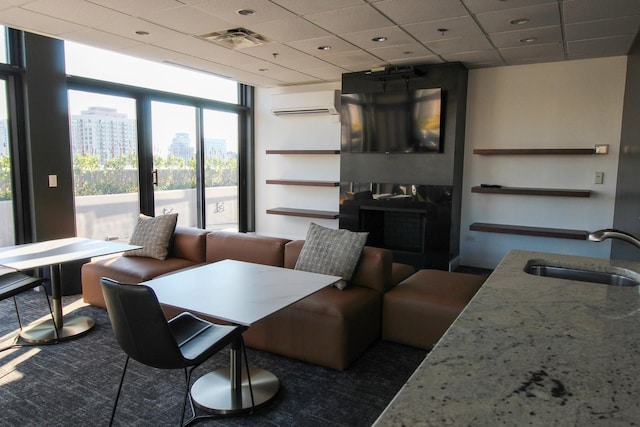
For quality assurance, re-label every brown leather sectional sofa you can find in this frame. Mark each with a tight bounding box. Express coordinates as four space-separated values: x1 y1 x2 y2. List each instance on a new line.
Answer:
82 227 415 370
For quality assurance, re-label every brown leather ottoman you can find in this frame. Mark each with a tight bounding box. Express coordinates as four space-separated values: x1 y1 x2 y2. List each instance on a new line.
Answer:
382 269 485 350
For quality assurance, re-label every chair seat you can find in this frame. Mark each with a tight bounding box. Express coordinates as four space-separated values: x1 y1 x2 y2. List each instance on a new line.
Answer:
169 312 246 362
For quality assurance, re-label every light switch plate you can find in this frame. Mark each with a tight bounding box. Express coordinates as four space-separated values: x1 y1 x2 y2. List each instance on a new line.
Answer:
48 174 57 188
594 171 604 184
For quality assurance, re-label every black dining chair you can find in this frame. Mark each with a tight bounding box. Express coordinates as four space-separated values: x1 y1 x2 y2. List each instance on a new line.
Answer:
0 270 58 351
100 277 253 426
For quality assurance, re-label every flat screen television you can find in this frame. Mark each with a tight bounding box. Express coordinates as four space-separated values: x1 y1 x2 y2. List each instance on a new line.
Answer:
340 88 442 153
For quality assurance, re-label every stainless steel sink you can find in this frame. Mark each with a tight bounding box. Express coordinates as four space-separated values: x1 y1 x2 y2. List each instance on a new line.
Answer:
524 262 640 287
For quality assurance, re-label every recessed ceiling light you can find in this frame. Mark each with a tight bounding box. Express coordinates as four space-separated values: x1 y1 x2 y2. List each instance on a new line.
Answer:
510 18 529 25
237 9 256 16
520 37 537 43
135 30 149 36
372 36 387 42
317 45 331 51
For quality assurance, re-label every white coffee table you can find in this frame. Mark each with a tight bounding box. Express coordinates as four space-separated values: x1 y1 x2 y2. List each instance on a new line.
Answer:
0 237 140 342
145 259 340 414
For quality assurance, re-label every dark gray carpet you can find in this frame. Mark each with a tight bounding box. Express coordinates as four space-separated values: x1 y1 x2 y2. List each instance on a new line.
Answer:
0 291 427 426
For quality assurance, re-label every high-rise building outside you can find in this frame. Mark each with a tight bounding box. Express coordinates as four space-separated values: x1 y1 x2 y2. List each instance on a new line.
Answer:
70 106 136 164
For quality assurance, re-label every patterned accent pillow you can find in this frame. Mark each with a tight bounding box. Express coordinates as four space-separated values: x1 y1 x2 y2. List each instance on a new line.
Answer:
123 213 178 260
294 223 368 290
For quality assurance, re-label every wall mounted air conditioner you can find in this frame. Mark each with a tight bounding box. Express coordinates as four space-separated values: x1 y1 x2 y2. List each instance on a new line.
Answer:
271 90 341 116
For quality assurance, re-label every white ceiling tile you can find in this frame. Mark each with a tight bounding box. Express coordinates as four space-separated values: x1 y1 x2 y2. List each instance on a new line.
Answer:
321 49 382 67
305 4 393 33
373 0 469 25
341 26 416 50
403 16 485 42
499 42 565 62
140 5 235 35
249 16 330 43
0 0 636 87
270 0 365 15
63 28 142 50
302 64 348 81
426 35 493 55
567 35 636 58
462 0 556 14
153 34 260 65
23 0 129 28
565 16 640 41
99 17 180 44
242 43 333 69
0 7 84 35
563 0 640 24
489 26 562 49
87 0 180 17
367 42 434 61
476 3 560 34
441 49 505 67
193 0 296 26
286 36 359 55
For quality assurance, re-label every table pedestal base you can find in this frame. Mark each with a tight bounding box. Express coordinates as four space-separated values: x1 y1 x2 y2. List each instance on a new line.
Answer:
191 367 279 414
20 315 95 343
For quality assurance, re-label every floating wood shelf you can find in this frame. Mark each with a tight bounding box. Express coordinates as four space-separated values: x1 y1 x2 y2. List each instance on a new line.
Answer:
266 207 339 220
473 148 596 155
266 150 340 155
470 222 588 240
471 186 591 197
266 179 339 187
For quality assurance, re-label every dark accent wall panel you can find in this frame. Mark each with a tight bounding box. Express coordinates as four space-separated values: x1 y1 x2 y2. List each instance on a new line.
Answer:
340 63 468 269
612 35 640 261
23 33 75 240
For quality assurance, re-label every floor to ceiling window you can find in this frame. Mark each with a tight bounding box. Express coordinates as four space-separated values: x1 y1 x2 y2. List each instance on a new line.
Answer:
0 27 16 246
202 109 239 231
64 41 249 237
68 90 139 241
0 81 14 246
151 101 197 227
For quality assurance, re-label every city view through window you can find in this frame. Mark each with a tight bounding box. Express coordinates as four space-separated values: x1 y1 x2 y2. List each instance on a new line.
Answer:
0 36 242 246
66 42 240 241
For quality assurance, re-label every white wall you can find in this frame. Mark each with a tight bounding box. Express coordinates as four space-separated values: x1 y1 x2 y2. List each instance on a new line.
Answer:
461 56 628 268
253 57 629 266
255 82 341 239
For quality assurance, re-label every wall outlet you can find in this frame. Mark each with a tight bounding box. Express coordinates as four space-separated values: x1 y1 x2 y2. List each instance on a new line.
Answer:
594 171 604 184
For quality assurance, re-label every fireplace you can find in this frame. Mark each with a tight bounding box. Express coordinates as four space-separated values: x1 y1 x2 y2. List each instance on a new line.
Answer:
340 182 452 270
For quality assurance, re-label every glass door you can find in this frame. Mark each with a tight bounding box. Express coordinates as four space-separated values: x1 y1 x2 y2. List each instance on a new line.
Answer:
151 101 197 227
0 80 14 245
68 90 139 241
203 110 239 231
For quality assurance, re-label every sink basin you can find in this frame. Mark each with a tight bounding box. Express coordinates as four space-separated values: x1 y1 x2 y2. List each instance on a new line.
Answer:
524 262 640 287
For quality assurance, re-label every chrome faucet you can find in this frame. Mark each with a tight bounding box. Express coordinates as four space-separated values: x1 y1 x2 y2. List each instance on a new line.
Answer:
588 229 640 249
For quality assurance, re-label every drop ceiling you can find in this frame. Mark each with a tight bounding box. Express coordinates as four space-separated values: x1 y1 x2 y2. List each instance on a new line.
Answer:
0 0 638 87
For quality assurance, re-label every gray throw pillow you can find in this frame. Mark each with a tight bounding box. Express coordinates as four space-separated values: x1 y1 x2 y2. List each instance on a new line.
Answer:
123 213 178 260
294 223 368 290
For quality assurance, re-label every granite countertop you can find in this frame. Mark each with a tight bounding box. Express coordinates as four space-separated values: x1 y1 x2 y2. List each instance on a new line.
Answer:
374 250 640 426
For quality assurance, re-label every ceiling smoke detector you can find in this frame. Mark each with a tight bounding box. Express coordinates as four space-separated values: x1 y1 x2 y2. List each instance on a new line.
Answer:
198 28 266 49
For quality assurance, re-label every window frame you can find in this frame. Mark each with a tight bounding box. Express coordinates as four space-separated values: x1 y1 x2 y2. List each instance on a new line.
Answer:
66 75 254 232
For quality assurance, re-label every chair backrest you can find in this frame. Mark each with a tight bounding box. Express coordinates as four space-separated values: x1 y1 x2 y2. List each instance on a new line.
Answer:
100 278 186 369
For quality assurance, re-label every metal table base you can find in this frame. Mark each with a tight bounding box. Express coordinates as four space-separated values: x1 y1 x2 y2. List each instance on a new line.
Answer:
20 314 95 343
191 339 279 414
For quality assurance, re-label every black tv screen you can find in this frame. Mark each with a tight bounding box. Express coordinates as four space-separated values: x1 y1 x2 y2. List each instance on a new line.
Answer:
341 88 442 153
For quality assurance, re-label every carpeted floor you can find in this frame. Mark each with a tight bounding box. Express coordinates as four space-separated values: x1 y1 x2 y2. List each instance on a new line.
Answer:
0 291 427 426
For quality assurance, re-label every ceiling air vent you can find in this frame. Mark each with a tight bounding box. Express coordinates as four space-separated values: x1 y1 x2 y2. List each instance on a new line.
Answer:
198 28 266 49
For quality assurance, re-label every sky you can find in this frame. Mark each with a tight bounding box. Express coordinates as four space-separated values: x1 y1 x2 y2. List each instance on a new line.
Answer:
0 38 240 155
